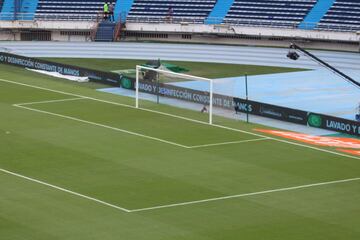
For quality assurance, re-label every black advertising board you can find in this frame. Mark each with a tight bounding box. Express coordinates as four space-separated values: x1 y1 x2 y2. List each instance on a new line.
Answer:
232 97 308 125
136 80 360 136
137 80 308 125
308 112 360 136
0 52 121 86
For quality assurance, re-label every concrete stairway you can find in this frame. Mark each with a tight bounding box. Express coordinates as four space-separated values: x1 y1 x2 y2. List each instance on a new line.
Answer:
95 21 116 42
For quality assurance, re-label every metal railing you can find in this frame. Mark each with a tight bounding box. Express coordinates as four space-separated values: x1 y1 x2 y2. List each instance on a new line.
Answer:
0 12 35 20
315 23 360 32
35 14 99 21
126 16 360 32
126 16 207 24
1 12 360 33
0 12 99 21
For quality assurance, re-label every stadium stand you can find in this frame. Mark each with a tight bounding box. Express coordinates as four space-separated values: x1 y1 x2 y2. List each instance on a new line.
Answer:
0 0 19 20
316 0 360 31
298 0 336 30
223 0 317 28
205 0 234 24
19 0 40 20
0 0 3 12
35 0 116 20
114 0 134 22
127 0 217 23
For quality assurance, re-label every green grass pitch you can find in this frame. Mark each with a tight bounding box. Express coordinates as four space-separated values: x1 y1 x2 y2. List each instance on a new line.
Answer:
0 63 360 239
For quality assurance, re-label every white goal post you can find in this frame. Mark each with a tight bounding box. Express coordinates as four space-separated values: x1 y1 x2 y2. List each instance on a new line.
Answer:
135 65 214 124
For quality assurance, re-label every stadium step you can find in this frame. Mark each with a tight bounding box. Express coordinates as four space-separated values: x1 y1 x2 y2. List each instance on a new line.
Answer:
299 0 336 30
205 0 235 24
95 21 116 42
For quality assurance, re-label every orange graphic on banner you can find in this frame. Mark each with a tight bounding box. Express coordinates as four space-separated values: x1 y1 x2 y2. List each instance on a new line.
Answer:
255 129 360 149
337 149 360 156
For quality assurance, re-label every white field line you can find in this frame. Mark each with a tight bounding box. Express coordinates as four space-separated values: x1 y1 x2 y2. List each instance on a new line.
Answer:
2 78 360 161
0 168 131 213
13 104 190 149
15 99 264 149
188 137 269 149
15 97 85 106
2 78 360 213
0 78 266 137
129 177 360 212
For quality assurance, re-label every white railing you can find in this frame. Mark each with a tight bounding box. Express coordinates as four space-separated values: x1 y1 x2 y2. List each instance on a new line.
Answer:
126 16 207 24
0 12 34 20
1 12 360 32
315 23 360 32
35 15 98 21
126 16 360 32
0 12 98 21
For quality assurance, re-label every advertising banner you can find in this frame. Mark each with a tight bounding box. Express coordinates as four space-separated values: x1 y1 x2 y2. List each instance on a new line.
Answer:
307 113 360 136
137 81 308 125
256 129 360 148
0 52 121 86
136 80 360 136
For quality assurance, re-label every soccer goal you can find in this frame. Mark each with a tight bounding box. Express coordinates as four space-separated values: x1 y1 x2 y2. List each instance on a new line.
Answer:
135 65 214 124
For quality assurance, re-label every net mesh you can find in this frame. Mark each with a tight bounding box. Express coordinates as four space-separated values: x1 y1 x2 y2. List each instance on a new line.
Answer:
136 66 213 124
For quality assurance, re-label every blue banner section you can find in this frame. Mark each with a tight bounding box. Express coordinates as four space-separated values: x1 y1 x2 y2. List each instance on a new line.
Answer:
0 0 16 20
299 0 336 30
114 0 134 22
205 0 234 24
0 0 39 20
20 0 39 20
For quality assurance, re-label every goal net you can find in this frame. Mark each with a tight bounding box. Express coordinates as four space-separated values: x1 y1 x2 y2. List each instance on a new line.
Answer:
135 65 214 124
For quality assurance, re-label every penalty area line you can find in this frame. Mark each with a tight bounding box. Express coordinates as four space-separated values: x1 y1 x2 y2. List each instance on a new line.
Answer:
0 167 131 213
129 177 360 212
14 99 269 150
188 137 270 149
13 104 190 149
14 97 85 106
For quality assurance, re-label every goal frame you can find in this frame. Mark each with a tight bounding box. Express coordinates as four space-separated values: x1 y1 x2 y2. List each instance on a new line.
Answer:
135 65 214 124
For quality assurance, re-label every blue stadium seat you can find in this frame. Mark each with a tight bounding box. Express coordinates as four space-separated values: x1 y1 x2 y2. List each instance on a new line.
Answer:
316 0 360 32
223 0 317 28
0 0 3 12
127 0 217 23
35 0 115 21
16 0 360 33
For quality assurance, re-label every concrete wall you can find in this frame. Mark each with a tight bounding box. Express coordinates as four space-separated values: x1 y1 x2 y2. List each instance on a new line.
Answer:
126 22 360 42
123 34 359 52
123 23 360 52
0 20 359 51
0 20 94 29
0 30 90 41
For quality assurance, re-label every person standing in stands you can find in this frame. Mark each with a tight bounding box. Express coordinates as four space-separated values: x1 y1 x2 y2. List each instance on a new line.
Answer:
103 2 109 20
109 2 114 22
167 7 173 23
